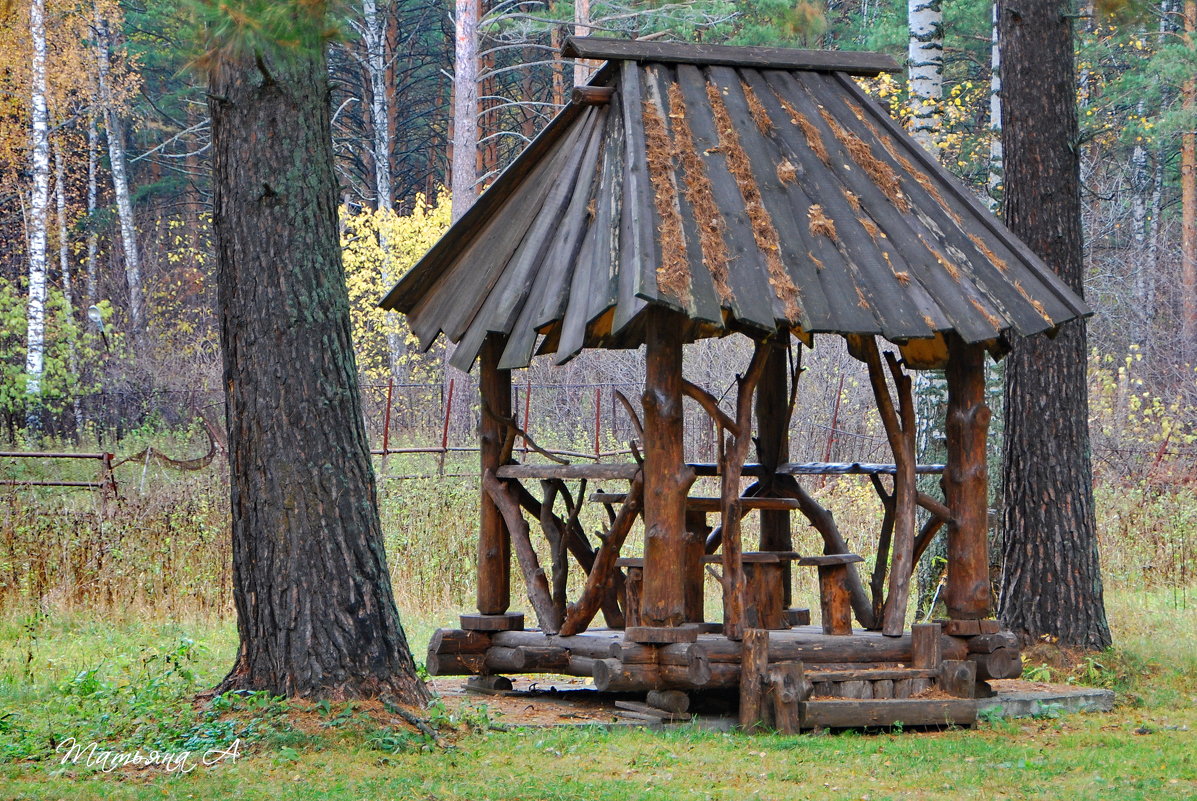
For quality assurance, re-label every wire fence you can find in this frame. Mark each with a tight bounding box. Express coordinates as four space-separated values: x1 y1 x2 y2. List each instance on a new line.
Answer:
4 377 1192 485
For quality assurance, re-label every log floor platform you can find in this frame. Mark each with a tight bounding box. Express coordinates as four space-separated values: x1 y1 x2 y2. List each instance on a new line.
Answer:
428 623 1021 731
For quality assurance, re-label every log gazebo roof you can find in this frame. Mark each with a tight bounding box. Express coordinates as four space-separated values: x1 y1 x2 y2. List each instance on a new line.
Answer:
380 37 1091 372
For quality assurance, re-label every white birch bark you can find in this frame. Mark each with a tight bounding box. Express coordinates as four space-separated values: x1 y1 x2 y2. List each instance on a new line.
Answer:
907 0 943 154
451 0 479 222
94 10 145 333
987 2 1003 210
86 109 99 307
362 0 392 211
1131 96 1152 344
56 142 86 433
25 0 50 405
55 143 74 309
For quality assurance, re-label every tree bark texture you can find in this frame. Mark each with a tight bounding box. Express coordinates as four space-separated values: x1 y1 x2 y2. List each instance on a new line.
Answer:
754 336 792 606
208 30 430 702
944 336 992 620
95 12 145 335
996 0 1111 651
641 310 695 628
451 0 479 222
477 335 512 615
25 0 49 409
907 0 943 152
1182 0 1196 362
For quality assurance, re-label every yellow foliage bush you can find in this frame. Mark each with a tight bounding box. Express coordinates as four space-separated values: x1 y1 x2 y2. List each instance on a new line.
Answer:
341 190 451 383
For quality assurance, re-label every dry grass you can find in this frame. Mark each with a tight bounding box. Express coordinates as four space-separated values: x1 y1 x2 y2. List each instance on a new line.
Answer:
741 82 773 136
641 98 691 303
705 80 801 322
807 204 837 240
667 82 734 303
818 108 910 212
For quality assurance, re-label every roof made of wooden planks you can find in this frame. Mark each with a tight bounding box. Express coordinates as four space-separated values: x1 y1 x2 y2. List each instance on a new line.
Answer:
380 37 1092 372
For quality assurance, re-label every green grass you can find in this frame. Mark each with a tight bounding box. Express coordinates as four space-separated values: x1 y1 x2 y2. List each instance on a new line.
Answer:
1 590 1195 800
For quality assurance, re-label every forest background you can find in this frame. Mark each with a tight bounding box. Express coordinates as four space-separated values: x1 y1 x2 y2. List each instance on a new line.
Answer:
0 2 1196 795
0 0 1195 680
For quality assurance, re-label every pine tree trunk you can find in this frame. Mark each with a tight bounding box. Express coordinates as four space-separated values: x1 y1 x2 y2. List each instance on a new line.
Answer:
907 0 943 152
1182 0 1196 363
996 0 1111 651
207 23 429 702
25 0 50 420
94 10 145 335
451 0 479 222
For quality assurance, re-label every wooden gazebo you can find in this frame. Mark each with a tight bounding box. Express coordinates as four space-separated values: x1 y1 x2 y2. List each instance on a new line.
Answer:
382 38 1091 730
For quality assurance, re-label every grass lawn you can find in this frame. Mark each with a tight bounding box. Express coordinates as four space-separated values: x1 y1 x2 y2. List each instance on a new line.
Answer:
1 590 1194 800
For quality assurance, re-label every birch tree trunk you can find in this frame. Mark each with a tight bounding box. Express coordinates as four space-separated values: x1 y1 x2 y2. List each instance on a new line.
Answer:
987 2 1003 211
907 0 943 153
55 144 74 310
86 109 99 307
362 0 392 210
56 143 85 435
1131 96 1153 346
94 10 145 336
450 0 479 222
25 0 50 418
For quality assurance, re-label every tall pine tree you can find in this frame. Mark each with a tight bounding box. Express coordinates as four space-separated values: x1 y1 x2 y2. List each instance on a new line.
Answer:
203 0 430 700
997 0 1111 651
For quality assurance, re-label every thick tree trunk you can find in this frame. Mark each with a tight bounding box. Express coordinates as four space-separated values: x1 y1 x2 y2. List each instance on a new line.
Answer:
451 0 479 222
207 24 429 703
996 0 1111 651
1182 0 1196 363
25 0 50 419
907 0 943 152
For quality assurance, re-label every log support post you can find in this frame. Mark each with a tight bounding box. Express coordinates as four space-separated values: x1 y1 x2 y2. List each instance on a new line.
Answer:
755 335 794 606
640 310 696 633
944 335 993 621
477 334 511 617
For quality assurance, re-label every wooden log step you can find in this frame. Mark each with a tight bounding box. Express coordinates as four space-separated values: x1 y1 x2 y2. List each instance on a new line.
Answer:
591 657 738 692
490 630 624 659
799 698 977 729
429 628 491 655
696 630 968 664
805 667 938 683
427 647 596 678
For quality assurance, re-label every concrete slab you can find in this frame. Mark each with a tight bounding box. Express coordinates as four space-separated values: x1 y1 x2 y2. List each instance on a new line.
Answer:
979 687 1115 719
